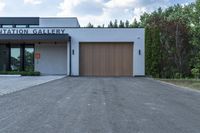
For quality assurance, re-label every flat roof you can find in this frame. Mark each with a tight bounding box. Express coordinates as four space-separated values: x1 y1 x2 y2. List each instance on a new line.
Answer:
0 17 39 25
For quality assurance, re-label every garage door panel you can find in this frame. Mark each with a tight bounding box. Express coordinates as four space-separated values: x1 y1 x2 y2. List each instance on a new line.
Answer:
80 42 133 76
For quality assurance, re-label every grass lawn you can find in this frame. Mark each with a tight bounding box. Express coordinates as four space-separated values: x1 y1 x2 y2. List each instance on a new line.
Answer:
159 79 200 91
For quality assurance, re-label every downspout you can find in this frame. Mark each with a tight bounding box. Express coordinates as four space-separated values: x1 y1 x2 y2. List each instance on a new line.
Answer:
69 36 72 76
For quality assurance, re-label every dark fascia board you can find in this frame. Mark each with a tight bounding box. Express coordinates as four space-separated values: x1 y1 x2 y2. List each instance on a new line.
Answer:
0 17 39 25
0 34 69 43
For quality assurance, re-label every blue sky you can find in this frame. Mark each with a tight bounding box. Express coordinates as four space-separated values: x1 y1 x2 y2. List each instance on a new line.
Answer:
0 0 195 26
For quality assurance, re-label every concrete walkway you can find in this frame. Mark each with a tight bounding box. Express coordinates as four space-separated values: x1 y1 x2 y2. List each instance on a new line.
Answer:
0 76 65 95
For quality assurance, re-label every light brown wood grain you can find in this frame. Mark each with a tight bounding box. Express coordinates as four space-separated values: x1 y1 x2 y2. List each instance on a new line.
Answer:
79 42 133 76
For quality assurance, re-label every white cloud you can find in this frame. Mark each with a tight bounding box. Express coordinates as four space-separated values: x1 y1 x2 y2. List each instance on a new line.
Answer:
57 0 135 26
0 0 5 13
105 0 136 8
24 0 42 5
57 0 180 26
132 7 147 21
0 0 194 22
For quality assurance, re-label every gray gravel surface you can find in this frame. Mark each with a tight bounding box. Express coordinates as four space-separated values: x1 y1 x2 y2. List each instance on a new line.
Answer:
0 77 200 133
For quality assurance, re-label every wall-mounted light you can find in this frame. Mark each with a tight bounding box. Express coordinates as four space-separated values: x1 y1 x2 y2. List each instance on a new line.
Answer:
72 49 75 55
139 49 141 55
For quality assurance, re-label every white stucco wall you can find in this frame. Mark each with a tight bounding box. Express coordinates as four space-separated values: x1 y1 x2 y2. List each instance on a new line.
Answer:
35 43 68 75
65 28 145 76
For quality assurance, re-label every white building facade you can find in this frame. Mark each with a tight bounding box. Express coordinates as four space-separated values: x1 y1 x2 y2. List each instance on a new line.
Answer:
0 17 145 77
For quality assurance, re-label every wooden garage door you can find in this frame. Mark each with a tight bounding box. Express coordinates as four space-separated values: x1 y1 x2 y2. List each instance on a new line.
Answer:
79 42 133 76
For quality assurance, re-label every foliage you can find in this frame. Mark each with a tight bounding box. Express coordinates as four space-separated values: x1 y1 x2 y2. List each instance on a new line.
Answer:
0 71 41 76
141 3 194 78
85 22 94 28
191 68 200 79
145 27 161 77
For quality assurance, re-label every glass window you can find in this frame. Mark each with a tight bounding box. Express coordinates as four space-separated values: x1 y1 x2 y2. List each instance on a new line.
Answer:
24 46 34 71
10 47 21 71
9 44 34 72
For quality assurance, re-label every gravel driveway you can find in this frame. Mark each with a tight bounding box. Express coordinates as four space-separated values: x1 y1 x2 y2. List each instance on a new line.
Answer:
0 77 200 133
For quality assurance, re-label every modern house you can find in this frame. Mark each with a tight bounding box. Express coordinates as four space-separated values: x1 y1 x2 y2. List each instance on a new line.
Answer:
0 17 145 77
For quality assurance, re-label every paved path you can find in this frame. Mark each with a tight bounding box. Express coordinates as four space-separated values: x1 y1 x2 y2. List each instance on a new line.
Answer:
0 77 200 133
0 76 65 95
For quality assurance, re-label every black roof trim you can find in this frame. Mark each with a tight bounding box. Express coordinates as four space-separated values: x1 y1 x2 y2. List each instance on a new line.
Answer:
0 17 39 25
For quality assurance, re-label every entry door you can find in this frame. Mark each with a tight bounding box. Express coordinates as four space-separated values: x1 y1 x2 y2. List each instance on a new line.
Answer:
10 44 34 71
79 42 133 76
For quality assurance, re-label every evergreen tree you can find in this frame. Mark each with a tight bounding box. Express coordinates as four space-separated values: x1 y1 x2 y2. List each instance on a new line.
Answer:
131 19 140 28
125 20 130 28
119 20 125 28
150 27 161 77
86 22 94 28
145 27 152 76
108 21 114 28
114 19 118 28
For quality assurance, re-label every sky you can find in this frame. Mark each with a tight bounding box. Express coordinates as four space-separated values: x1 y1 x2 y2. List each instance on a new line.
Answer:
0 0 195 26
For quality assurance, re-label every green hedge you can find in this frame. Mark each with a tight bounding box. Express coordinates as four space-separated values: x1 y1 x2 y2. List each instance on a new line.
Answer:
0 71 40 76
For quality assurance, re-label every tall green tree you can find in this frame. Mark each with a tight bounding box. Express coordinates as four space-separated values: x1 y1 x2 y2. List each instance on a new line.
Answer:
108 21 114 28
114 19 118 28
130 19 140 28
86 22 94 28
119 20 125 28
125 20 130 28
190 0 200 73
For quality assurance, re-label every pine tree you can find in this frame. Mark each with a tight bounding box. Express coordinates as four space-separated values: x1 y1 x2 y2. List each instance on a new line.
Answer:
86 22 94 28
114 19 118 28
108 21 114 28
119 20 125 28
131 19 140 28
125 20 130 28
150 27 161 77
145 27 152 76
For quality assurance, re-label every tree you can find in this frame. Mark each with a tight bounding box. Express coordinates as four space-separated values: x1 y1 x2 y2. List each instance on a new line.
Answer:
119 20 125 28
141 3 192 78
114 19 118 28
145 27 161 77
86 22 94 28
131 19 140 28
125 20 130 28
108 21 114 28
145 27 152 76
190 0 200 75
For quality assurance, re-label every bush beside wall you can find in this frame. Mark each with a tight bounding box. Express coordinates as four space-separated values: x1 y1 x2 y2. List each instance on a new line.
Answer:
0 71 40 76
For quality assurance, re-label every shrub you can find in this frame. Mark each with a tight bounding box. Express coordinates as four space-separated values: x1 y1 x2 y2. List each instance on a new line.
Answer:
0 71 40 76
191 68 200 79
174 73 183 79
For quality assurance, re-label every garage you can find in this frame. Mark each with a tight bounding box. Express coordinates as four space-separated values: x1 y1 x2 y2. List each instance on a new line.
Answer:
79 42 133 76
